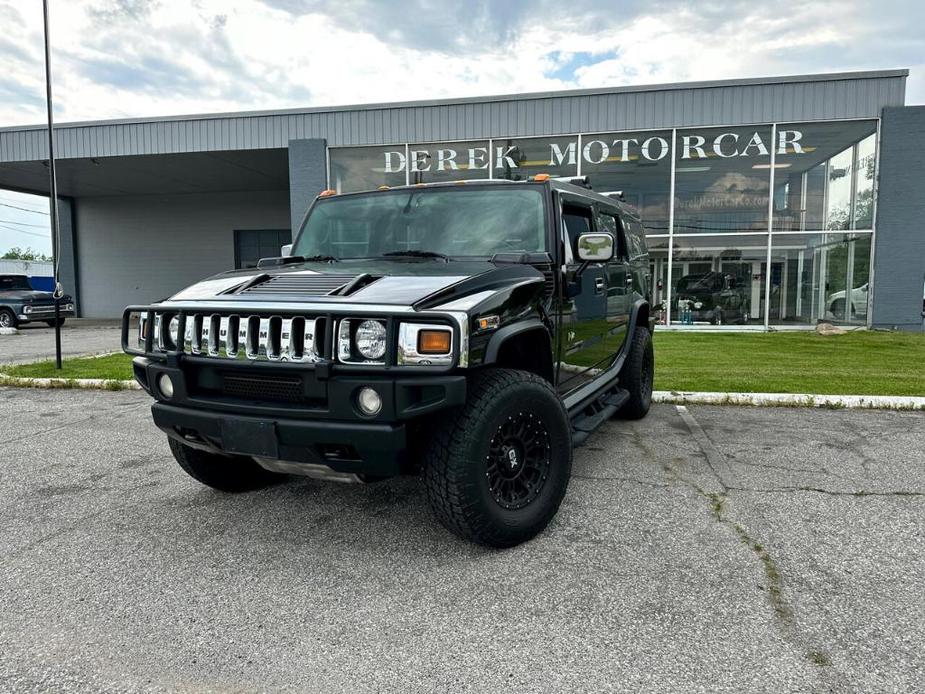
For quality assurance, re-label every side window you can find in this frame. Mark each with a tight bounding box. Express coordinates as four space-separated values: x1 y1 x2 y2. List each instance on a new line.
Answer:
627 221 647 259
598 212 628 260
562 204 594 264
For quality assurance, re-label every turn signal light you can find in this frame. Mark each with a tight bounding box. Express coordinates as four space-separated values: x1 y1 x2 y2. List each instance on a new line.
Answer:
533 173 551 181
319 189 337 197
418 329 451 354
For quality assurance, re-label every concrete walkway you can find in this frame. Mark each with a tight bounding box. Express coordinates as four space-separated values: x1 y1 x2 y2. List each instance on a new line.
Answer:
0 319 121 365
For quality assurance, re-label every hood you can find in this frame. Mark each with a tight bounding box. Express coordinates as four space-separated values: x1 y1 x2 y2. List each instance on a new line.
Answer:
165 259 549 311
0 289 70 303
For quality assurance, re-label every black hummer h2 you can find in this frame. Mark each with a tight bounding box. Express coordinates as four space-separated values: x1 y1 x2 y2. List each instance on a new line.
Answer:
122 177 655 547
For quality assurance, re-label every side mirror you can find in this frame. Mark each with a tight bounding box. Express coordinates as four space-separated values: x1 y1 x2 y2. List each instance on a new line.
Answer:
576 233 614 262
281 244 293 257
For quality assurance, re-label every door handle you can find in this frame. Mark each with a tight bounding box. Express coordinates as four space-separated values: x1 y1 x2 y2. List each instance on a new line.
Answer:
595 277 605 294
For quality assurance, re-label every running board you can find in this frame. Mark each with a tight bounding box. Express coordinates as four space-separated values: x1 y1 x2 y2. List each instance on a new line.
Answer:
571 389 630 447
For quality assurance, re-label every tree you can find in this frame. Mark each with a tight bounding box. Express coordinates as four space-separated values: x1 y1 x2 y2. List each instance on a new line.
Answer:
1 247 51 261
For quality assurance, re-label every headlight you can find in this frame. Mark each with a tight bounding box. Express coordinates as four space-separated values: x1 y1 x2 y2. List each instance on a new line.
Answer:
23 305 32 314
168 316 180 346
66 303 74 311
355 320 387 360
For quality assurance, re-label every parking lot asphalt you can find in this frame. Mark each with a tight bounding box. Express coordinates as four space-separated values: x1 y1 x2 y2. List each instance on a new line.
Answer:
0 319 122 366
1 388 923 693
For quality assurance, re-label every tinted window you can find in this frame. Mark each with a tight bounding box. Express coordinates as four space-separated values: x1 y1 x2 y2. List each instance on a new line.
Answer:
0 276 32 291
562 205 594 262
598 213 628 259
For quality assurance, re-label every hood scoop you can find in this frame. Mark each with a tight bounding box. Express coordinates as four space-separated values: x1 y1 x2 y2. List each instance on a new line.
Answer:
238 273 359 296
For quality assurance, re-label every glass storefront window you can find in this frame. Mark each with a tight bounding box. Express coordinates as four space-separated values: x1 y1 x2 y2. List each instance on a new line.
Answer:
581 130 672 235
854 133 876 230
772 120 877 232
673 126 772 234
329 145 408 193
670 234 769 325
646 236 670 324
770 233 872 325
407 140 490 184
493 135 579 181
327 117 879 329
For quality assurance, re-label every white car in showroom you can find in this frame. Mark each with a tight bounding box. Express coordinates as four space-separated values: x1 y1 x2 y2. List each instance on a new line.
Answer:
826 282 869 321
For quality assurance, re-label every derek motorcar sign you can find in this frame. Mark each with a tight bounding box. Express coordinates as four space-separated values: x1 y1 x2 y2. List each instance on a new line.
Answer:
382 130 806 173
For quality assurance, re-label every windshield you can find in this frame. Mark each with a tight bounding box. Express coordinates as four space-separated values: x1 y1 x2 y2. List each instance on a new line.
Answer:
293 187 546 259
0 276 32 291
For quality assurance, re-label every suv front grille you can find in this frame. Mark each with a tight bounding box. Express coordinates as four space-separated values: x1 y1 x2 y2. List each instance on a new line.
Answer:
169 313 327 363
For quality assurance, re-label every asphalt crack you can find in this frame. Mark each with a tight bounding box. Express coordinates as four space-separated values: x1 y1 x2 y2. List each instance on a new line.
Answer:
671 405 846 676
730 485 925 498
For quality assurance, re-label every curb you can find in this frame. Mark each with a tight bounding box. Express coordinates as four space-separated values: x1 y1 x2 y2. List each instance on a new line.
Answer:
0 375 140 391
653 390 925 411
1 377 922 410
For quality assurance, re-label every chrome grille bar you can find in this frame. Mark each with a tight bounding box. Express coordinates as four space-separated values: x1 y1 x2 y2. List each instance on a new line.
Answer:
173 312 324 362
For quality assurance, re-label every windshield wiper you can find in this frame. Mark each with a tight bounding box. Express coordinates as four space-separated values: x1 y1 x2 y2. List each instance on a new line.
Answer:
381 250 450 261
256 254 337 269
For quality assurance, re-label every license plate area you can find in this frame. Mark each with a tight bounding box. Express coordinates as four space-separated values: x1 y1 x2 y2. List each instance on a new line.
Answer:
221 418 278 457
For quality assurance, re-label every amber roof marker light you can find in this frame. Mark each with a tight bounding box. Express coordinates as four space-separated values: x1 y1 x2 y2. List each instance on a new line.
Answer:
319 189 337 197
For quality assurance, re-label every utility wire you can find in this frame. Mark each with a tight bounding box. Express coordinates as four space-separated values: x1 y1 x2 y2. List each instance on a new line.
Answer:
0 202 50 215
0 218 50 228
0 223 49 238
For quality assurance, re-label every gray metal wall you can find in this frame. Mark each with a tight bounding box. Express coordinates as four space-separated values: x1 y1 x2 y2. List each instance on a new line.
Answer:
0 71 907 162
288 139 327 230
871 106 925 330
75 190 290 317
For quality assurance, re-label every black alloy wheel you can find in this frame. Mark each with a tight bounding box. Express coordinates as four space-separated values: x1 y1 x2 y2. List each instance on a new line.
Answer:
486 411 552 511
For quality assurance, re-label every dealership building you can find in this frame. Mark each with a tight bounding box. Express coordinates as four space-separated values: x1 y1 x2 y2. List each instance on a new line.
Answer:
0 69 922 329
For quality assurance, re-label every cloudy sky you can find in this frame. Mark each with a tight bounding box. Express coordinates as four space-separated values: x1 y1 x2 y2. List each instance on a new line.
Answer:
1 0 922 256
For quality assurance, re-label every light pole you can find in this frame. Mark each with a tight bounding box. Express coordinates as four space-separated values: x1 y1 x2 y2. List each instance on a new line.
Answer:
42 0 63 369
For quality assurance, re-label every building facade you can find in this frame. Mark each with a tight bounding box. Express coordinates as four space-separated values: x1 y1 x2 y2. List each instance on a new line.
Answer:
0 69 922 329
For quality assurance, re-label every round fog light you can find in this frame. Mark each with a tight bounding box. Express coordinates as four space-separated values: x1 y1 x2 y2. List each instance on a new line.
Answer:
157 373 175 399
357 386 382 416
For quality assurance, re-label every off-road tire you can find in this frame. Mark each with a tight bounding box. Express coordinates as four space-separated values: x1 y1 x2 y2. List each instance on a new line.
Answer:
616 326 654 420
423 368 572 548
45 318 66 328
168 437 282 492
0 308 17 329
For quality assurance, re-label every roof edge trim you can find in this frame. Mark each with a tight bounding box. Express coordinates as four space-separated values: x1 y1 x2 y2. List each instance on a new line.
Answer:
0 69 909 134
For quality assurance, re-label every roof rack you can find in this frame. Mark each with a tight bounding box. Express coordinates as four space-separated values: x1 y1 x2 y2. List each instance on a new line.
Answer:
553 175 592 189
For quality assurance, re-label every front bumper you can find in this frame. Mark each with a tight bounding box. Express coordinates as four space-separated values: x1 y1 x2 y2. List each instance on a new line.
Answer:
137 357 466 476
18 306 76 322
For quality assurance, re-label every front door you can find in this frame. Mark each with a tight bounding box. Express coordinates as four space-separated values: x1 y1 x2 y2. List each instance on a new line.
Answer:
556 200 610 396
597 210 631 355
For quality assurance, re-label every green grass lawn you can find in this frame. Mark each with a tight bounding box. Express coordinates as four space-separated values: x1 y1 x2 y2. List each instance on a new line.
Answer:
2 352 134 381
3 331 925 396
653 330 925 396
